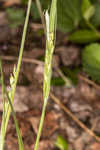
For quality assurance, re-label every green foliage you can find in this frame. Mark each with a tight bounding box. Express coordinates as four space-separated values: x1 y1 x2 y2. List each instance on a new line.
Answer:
21 0 49 20
80 0 100 28
61 67 79 85
82 0 91 14
6 8 25 28
56 136 68 150
28 0 50 20
69 29 100 43
21 0 28 5
66 1 100 83
90 0 100 4
81 0 95 21
64 0 100 44
23 0 100 34
82 43 100 82
57 0 81 33
51 77 65 86
21 0 100 33
40 0 50 10
31 2 40 19
91 3 100 27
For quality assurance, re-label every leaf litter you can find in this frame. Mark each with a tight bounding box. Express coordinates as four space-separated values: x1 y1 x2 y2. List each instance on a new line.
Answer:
0 2 100 150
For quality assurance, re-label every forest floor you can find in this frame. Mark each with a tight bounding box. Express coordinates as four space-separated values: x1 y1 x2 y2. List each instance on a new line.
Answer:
0 1 100 150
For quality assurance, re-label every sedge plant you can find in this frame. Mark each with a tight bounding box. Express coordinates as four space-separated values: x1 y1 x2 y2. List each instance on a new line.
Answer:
0 0 57 150
34 0 57 150
0 60 24 150
0 0 32 149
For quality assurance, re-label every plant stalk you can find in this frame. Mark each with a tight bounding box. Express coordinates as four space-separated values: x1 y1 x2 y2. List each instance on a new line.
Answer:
0 0 32 149
34 1 57 150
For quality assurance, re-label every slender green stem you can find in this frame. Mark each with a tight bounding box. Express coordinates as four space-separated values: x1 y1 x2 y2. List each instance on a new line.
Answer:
86 20 100 35
0 59 6 150
0 0 32 149
34 1 57 150
0 59 24 150
35 0 46 34
55 66 72 88
5 88 24 150
11 0 32 101
34 100 47 150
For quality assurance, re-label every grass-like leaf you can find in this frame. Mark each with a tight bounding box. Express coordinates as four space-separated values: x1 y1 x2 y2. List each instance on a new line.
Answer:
0 0 32 149
0 59 24 150
34 1 57 150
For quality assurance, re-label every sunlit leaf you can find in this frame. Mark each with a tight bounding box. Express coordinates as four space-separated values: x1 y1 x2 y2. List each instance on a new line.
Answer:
51 77 65 86
57 0 81 32
56 136 68 150
82 43 100 82
68 29 100 44
91 3 100 27
81 0 95 21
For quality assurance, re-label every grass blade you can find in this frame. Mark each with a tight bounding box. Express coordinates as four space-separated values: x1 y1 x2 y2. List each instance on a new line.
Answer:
34 1 57 150
0 0 32 149
0 59 24 150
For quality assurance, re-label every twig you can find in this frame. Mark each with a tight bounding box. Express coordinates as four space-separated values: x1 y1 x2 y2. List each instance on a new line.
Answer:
2 55 100 92
0 55 43 66
78 74 100 91
2 55 100 142
50 92 100 142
